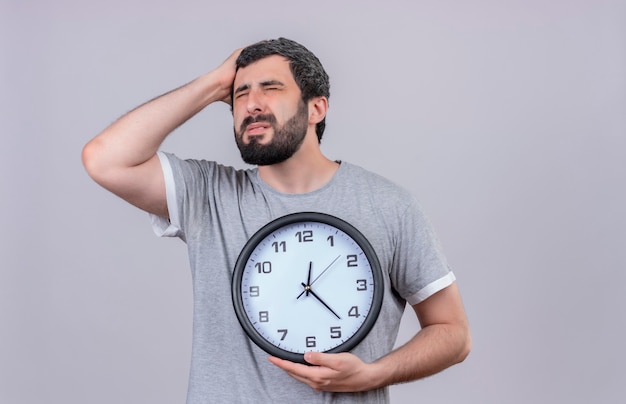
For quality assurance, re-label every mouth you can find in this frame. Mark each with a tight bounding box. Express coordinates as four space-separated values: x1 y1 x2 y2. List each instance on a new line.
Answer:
246 122 271 136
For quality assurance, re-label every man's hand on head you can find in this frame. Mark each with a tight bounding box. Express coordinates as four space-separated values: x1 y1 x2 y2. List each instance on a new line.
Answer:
214 48 243 106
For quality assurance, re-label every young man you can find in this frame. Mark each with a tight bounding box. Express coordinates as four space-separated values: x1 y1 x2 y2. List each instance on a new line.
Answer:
82 38 471 403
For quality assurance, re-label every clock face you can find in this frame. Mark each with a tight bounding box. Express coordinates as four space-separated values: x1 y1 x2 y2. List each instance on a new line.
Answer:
232 212 383 364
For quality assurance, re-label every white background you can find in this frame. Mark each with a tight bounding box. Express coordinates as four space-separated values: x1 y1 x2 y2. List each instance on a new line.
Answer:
1 0 625 403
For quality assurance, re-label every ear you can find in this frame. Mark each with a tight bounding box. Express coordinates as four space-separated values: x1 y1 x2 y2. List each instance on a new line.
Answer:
308 97 328 125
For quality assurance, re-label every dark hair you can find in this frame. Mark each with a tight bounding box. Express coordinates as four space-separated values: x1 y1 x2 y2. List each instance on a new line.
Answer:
236 38 330 142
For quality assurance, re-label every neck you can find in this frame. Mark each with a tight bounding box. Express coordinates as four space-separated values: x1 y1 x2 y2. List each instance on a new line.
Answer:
257 133 339 194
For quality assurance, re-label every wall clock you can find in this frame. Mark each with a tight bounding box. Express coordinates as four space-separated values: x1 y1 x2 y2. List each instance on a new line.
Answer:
232 212 383 364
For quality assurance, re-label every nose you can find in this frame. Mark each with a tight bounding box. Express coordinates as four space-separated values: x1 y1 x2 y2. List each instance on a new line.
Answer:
246 88 264 114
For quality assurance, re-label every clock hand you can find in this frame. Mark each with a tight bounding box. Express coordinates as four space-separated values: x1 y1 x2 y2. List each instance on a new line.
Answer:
296 262 314 300
309 255 341 286
296 256 341 300
306 261 312 296
301 283 341 319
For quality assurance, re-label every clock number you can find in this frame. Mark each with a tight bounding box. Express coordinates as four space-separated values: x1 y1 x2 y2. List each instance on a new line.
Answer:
306 336 317 348
259 311 269 323
356 279 367 291
277 329 288 341
348 306 360 318
249 286 260 297
347 254 358 267
330 326 342 339
327 235 334 247
272 241 286 253
255 261 272 274
295 230 313 243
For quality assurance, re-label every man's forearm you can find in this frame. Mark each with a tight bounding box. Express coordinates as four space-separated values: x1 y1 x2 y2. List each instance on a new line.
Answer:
84 71 227 172
267 320 470 393
370 321 471 389
268 283 471 393
82 50 240 216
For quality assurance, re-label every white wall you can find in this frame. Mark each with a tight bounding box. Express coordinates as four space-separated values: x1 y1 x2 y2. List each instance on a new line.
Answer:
2 1 625 403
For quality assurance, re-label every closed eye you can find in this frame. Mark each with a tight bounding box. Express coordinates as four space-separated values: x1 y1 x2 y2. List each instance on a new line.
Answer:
234 83 250 99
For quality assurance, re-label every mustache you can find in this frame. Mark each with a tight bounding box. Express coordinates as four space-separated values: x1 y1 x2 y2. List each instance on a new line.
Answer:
239 114 277 134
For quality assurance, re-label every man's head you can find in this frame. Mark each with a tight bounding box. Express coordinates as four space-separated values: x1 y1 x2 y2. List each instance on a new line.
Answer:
235 38 330 142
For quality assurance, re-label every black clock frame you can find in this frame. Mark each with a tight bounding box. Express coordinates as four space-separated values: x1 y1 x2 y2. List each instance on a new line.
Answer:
231 212 384 364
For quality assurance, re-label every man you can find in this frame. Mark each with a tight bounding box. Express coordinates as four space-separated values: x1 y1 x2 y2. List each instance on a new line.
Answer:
82 38 471 403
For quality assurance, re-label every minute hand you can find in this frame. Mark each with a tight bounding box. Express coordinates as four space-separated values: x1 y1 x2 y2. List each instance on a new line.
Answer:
309 255 341 286
302 284 341 319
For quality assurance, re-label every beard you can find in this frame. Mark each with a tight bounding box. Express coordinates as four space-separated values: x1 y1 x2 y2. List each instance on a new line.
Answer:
234 100 309 166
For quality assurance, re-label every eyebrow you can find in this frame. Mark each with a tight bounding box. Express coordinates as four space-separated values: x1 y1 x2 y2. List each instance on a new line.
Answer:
234 80 286 95
234 83 250 95
260 80 285 88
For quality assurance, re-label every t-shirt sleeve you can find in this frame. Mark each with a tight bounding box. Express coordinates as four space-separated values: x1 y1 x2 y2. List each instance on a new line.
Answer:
149 151 188 241
391 199 456 306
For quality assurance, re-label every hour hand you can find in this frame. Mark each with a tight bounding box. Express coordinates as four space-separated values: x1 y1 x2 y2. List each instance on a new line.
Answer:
306 261 312 296
296 262 313 300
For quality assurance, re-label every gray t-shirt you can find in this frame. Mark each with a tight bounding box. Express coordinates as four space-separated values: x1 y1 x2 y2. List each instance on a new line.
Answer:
151 152 455 404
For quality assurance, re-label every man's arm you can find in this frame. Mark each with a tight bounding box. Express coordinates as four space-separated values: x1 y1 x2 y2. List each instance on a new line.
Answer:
81 49 241 217
268 282 471 392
